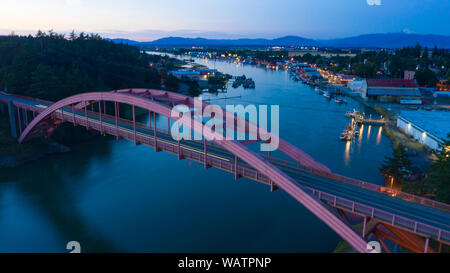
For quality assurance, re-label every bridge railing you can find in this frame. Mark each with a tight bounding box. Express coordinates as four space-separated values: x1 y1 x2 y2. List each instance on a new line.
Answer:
261 154 450 212
310 168 450 212
308 187 450 244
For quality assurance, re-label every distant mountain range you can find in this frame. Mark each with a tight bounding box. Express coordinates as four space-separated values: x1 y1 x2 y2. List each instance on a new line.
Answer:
108 33 450 49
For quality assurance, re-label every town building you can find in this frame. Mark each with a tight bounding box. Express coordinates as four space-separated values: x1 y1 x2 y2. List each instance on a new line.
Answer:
397 111 450 150
360 79 421 102
196 69 217 80
404 70 416 80
168 71 200 80
347 80 364 92
436 80 450 91
328 73 357 86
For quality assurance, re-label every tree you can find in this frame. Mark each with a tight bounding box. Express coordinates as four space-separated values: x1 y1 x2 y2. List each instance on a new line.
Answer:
428 136 450 203
415 69 437 87
380 144 411 186
164 75 179 91
0 31 162 100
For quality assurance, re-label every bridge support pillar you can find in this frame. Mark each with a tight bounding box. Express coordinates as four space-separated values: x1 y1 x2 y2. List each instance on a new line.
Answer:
114 102 122 140
17 107 23 135
132 105 138 145
98 101 103 134
153 112 160 152
204 138 211 169
270 181 279 192
0 102 4 115
22 109 28 127
7 101 17 138
234 155 241 180
362 216 367 238
84 101 89 131
424 237 430 253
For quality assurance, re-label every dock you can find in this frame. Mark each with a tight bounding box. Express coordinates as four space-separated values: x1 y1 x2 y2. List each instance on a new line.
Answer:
346 109 387 126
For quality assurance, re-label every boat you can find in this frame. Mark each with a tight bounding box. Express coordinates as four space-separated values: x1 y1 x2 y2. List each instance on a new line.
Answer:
334 97 348 104
346 109 361 118
232 75 247 88
323 92 331 99
340 132 351 141
243 78 255 89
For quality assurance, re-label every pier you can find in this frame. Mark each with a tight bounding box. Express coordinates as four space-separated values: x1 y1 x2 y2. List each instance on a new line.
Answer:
346 109 387 126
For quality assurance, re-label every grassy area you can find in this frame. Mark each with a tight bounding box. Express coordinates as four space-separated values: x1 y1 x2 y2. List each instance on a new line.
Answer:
382 124 428 153
372 105 394 119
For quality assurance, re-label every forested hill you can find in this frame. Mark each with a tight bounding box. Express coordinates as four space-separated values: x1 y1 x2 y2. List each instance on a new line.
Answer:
0 31 162 101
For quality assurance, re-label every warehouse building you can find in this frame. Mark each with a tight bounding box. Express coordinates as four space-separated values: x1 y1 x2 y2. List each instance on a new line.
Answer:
397 111 450 150
360 79 421 102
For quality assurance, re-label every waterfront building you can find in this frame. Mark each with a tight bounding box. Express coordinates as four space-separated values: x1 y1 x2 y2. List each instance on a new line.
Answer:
436 80 450 91
360 79 421 102
196 69 217 80
168 70 200 80
347 80 364 92
328 73 357 86
397 110 450 150
404 70 416 80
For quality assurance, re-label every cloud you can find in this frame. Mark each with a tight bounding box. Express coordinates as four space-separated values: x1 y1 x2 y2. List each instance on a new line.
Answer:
366 0 381 6
66 0 81 6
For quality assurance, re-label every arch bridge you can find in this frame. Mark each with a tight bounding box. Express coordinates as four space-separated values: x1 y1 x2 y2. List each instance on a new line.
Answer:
1 89 449 253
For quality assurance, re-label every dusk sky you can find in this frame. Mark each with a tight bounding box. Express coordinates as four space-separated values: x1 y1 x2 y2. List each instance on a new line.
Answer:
0 0 449 41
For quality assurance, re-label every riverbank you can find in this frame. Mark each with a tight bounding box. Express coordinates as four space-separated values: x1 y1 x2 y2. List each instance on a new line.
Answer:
0 116 70 168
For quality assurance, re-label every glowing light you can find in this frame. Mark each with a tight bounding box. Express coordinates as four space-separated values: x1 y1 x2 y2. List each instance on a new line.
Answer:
344 141 351 166
376 126 382 145
422 132 427 140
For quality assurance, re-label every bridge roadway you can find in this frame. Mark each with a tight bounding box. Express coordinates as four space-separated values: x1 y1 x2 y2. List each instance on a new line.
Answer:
1 92 450 245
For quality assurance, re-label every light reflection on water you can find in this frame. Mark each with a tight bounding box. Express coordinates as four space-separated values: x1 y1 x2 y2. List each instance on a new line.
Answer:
367 125 372 141
343 124 384 166
358 124 364 152
344 141 351 166
376 126 383 145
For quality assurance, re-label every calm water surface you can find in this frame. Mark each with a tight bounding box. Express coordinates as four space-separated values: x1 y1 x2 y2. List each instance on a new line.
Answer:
0 57 392 252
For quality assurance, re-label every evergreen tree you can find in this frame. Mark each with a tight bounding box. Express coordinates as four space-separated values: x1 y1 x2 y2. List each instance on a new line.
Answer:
0 31 162 100
428 136 450 203
380 144 411 185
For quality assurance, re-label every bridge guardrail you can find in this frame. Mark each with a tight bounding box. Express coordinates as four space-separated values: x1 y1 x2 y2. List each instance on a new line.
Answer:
309 188 450 244
261 154 450 213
